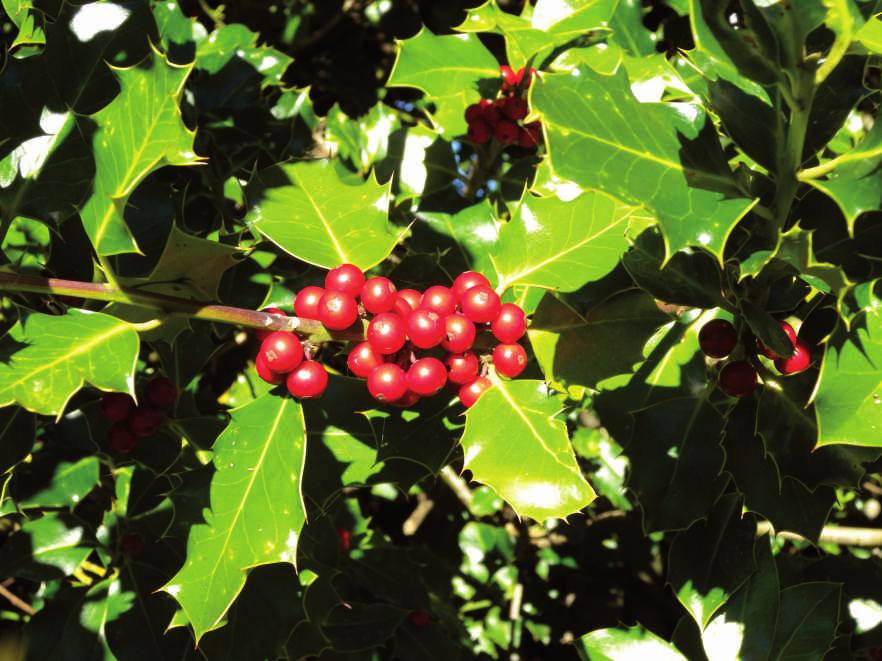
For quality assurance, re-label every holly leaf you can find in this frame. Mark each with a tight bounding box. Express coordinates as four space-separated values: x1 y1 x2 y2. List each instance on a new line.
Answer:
0 310 139 417
164 394 308 642
460 378 596 521
769 583 842 660
579 626 686 660
79 48 200 256
246 160 403 270
532 66 756 262
0 513 90 580
15 456 101 509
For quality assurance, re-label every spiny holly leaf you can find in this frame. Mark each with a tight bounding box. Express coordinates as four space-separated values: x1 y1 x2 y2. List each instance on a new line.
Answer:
532 66 756 262
0 310 139 417
493 190 646 293
15 456 101 509
165 394 307 642
579 626 686 660
769 583 842 660
2 0 45 52
771 225 852 298
856 14 882 52
667 494 757 628
193 23 292 86
460 377 595 521
0 513 90 580
325 102 400 174
246 160 403 270
387 29 499 136
79 48 199 255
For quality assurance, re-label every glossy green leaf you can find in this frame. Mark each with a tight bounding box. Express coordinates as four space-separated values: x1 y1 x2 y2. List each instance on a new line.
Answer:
769 583 842 660
856 15 882 52
165 394 307 642
17 456 100 509
194 23 292 85
461 377 596 521
246 160 403 270
2 0 45 51
0 513 90 580
325 102 400 174
812 0 865 83
609 0 657 56
532 66 755 262
578 626 686 661
79 49 199 255
0 310 139 417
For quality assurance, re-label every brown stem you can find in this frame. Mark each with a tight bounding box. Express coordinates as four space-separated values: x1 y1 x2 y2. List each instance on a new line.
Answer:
0 583 35 616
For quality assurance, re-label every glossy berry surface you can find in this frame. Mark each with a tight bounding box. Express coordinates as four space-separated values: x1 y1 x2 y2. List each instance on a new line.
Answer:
145 376 177 410
128 406 163 438
757 320 798 360
324 263 365 297
360 277 397 314
493 343 528 378
460 286 502 324
392 390 421 407
397 289 422 311
406 357 447 396
468 120 491 145
452 271 491 301
498 96 528 120
420 285 457 316
698 319 738 359
100 392 134 423
718 361 758 398
367 312 407 354
256 353 284 385
319 291 359 330
459 377 492 408
775 339 812 375
256 307 286 341
259 332 304 373
107 423 137 454
367 364 408 402
294 287 324 320
406 309 445 348
442 313 476 353
347 341 383 378
491 303 526 343
286 361 328 399
494 120 519 145
446 353 480 385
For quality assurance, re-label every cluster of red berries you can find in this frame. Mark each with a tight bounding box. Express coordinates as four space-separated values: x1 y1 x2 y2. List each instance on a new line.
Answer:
699 319 812 398
465 65 541 148
254 264 530 408
100 376 177 454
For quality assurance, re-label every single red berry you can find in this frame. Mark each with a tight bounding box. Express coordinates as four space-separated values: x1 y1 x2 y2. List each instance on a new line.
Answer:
325 263 365 298
460 286 502 324
336 527 351 554
420 285 457 317
442 313 476 353
107 423 137 454
757 320 798 360
500 65 518 87
774 339 812 375
294 287 325 320
493 343 528 378
127 406 163 438
406 309 445 349
392 390 421 408
718 361 758 398
482 100 502 125
698 319 738 359
446 353 480 385
347 341 383 378
491 303 526 343
145 376 177 410
393 296 414 319
360 277 397 314
256 306 287 341
319 291 359 330
368 312 408 355
256 353 284 385
397 289 422 311
286 361 328 399
498 96 528 121
468 120 491 145
452 271 491 301
459 376 492 408
465 103 484 123
407 357 447 397
100 392 134 423
120 533 144 557
367 364 408 402
259 331 304 373
495 120 520 145
409 610 431 627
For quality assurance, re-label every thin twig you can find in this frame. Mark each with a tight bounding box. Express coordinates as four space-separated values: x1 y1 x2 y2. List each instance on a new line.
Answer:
0 583 35 616
402 493 434 536
440 465 473 510
757 521 882 547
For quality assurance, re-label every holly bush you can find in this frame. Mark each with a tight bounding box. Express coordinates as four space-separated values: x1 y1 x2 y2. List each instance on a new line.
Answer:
1 0 882 659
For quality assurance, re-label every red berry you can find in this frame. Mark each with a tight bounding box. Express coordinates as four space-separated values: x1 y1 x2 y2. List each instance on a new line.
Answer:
420 285 457 316
757 320 798 360
107 423 137 454
698 319 738 359
406 309 445 349
446 353 480 385
397 289 422 311
294 287 324 320
360 277 397 314
493 343 528 378
452 271 491 301
518 122 541 148
336 527 351 554
259 331 304 373
498 96 528 121
286 361 328 399
460 286 501 324
409 610 431 627
325 263 365 298
406 357 447 396
465 103 484 123
718 361 758 398
368 312 408 355
319 291 359 330
491 303 526 343
441 313 476 353
367 364 408 402
100 392 134 423
128 406 163 438
517 67 537 87
392 390 421 408
468 120 491 145
120 533 144 557
256 306 287 341
459 376 492 408
494 120 519 145
500 65 518 87
392 296 414 318
256 353 284 385
145 376 177 410
774 339 812 375
347 341 383 378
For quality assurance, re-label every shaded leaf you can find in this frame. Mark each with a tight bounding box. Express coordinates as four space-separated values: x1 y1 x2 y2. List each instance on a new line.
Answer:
0 513 90 580
769 583 842 660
